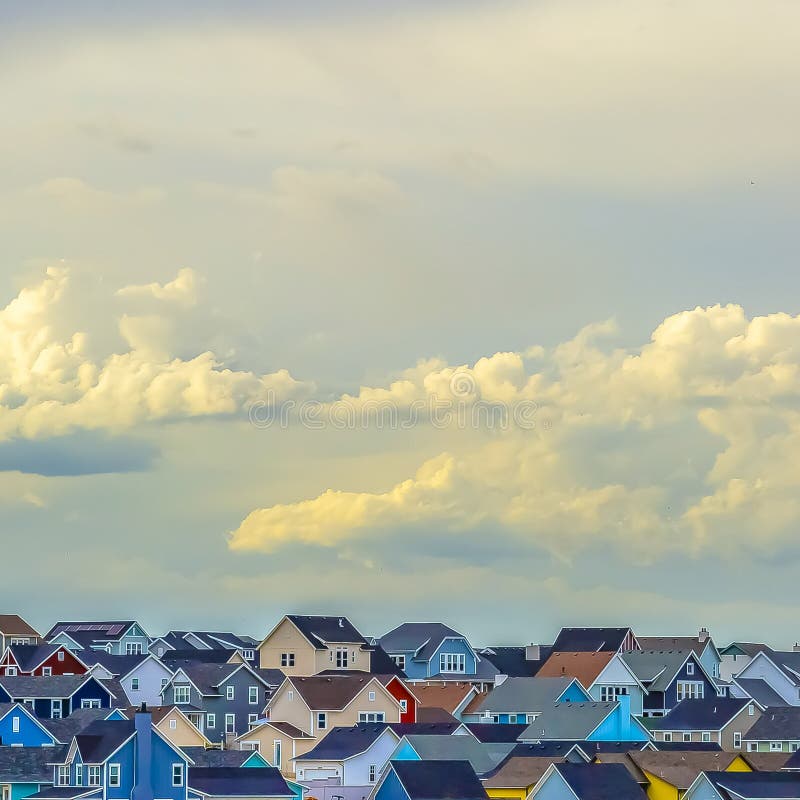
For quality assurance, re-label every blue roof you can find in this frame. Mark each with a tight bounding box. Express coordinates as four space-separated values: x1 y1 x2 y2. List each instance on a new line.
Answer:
648 697 751 730
554 763 648 800
466 723 528 743
294 724 390 761
390 759 488 800
702 771 800 799
188 767 294 797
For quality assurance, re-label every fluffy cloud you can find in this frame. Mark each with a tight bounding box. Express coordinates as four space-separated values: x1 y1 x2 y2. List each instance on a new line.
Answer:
230 304 800 557
0 267 311 441
117 267 199 306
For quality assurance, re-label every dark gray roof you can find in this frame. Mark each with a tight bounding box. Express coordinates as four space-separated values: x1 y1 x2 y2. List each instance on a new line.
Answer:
162 649 236 665
720 642 774 658
45 622 139 642
479 647 551 677
391 759 488 800
520 702 619 741
286 615 369 649
735 679 788 708
621 650 694 692
465 724 528 743
6 644 63 672
41 707 117 741
552 629 632 653
165 631 258 650
254 668 285 687
182 748 262 767
743 707 800 740
75 719 136 762
648 697 751 731
400 735 515 774
188 767 293 797
26 790 101 800
476 677 579 715
169 662 264 695
379 623 466 662
295 724 391 761
81 651 151 676
0 745 68 781
764 652 800 687
701 771 800 799
555 763 648 800
0 674 101 699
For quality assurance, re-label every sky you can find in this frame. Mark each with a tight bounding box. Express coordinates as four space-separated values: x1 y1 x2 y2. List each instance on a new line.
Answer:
1 0 800 647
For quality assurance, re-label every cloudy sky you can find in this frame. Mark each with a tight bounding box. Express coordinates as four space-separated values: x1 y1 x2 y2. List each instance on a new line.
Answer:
2 0 800 647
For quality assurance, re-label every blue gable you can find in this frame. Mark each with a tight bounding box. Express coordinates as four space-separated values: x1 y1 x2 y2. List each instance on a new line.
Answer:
428 638 477 678
586 697 649 742
0 704 56 746
374 767 409 800
70 677 112 713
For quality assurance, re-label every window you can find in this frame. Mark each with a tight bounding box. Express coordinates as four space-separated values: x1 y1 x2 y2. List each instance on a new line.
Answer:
526 714 536 724
174 685 191 704
358 712 385 723
274 740 282 769
749 704 755 716
369 691 376 701
747 742 758 752
676 682 704 701
287 691 294 701
131 677 140 691
170 719 177 730
392 655 406 671
687 662 695 675
161 678 168 688
226 685 235 700
336 647 349 668
400 699 407 713
225 713 236 734
771 742 783 752
439 652 466 673
172 763 184 787
76 765 82 786
125 642 143 655
717 687 727 697
249 686 259 705
51 700 62 719
683 732 691 742
248 713 258 726
733 732 742 748
87 766 101 786
42 667 52 676
663 732 673 742
108 764 121 788
600 686 629 702
243 650 255 661
11 716 20 733
207 713 216 729
702 732 711 742
369 765 377 783
792 744 800 752
281 653 295 667
57 766 70 786
5 667 17 676
81 699 101 709
317 712 327 730
58 651 65 661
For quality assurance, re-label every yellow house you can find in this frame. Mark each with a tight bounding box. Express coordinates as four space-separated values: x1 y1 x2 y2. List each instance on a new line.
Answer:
236 720 316 776
258 615 373 675
483 756 570 800
123 705 211 749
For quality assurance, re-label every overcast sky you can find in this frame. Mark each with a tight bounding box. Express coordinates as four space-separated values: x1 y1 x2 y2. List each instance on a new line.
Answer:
2 0 800 647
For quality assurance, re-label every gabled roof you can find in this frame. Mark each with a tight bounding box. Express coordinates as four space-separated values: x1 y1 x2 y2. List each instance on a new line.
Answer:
279 674 394 711
536 652 616 688
82 650 152 676
735 678 789 708
743 707 800 740
166 661 265 696
417 707 460 724
165 631 258 651
695 770 800 800
162 649 237 665
0 615 40 638
74 719 136 763
754 651 800 687
475 677 582 715
294 723 395 762
387 722 464 737
188 767 293 798
546 762 647 800
45 621 143 643
628 750 742 789
0 674 108 699
481 756 568 789
389 759 488 800
379 623 470 663
283 615 369 649
397 735 515 775
478 646 552 677
41 707 119 742
648 697 754 731
519 702 620 741
638 636 713 659
621 650 704 692
5 643 74 672
182 748 265 767
0 745 68 782
720 642 774 658
0 700 57 741
238 719 312 740
552 628 634 653
466 724 529 743
412 683 476 714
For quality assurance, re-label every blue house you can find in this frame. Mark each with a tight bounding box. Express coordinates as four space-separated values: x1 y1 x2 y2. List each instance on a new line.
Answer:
30 707 191 800
468 677 591 724
621 650 717 717
0 676 115 719
45 623 151 657
378 623 497 684
0 702 58 746
0 746 67 800
372 760 488 800
529 762 647 800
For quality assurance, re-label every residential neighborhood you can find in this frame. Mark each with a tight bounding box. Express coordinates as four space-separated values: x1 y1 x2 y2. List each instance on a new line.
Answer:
3 615 800 799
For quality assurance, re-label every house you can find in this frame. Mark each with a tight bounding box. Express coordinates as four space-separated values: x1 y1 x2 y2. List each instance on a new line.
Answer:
551 628 640 655
265 674 403 745
408 683 477 722
683 770 800 800
518 699 650 743
0 746 67 800
0 702 58 746
734 650 800 707
120 706 212 749
0 616 41 653
469 677 591 724
152 633 258 666
378 623 497 685
741 706 800 753
621 650 717 717
536 652 648 716
39 707 191 800
478 646 552 678
0 675 115 719
86 653 173 708
371 759 488 800
638 631 722 682
187 767 293 800
235 721 315 775
292 724 400 786
529 762 647 800
45 622 150 656
40 707 128 744
160 661 272 741
390 733 515 775
258 616 373 676
0 645 87 678
648 697 761 750
720 643 774 683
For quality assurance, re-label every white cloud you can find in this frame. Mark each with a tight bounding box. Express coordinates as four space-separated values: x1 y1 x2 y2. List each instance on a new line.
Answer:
117 267 199 306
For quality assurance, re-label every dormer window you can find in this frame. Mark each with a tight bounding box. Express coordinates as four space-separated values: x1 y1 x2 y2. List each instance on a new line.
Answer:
243 650 254 661
174 685 191 704
57 766 70 786
440 653 466 673
335 648 349 668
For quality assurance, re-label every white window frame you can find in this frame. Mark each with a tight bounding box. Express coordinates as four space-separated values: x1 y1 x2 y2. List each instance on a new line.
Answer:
11 716 20 733
75 765 82 786
733 732 742 748
5 667 17 676
663 732 673 742
274 740 282 769
131 677 140 691
87 765 101 787
749 704 755 716
207 713 216 729
281 653 295 667
42 667 52 677
57 766 70 786
400 699 407 713
81 699 101 709
369 764 377 783
108 763 121 788
747 742 758 752
676 681 704 701
169 718 177 730
174 685 191 705
172 763 184 787
248 713 258 726
358 712 385 723
687 662 695 676
335 647 349 669
58 651 65 662
771 742 783 752
439 652 466 673
683 732 691 742
125 642 143 655
242 649 254 661
369 691 376 701
249 686 259 705
226 685 235 701
225 713 236 734
317 712 327 730
51 700 62 719
392 655 406 671
702 732 711 742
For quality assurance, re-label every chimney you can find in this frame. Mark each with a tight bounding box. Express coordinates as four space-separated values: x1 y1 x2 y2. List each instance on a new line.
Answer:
793 643 800 653
698 627 709 643
132 703 154 800
525 644 541 661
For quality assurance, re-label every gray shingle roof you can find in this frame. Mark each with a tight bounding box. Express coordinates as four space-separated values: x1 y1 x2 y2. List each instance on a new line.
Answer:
742 707 800 740
620 650 693 692
399 736 515 776
0 674 99 699
0 745 67 782
182 748 262 767
379 623 466 662
520 702 618 741
736 678 788 708
764 652 800 687
475 677 579 715
41 707 117 742
286 616 369 649
169 662 261 695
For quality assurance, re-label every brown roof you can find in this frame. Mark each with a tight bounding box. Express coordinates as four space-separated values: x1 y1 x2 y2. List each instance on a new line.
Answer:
264 720 314 738
411 683 475 714
743 752 793 771
536 651 616 688
482 757 566 788
463 691 489 715
592 753 647 783
416 706 460 724
287 674 388 711
120 705 187 725
0 615 40 638
629 750 741 789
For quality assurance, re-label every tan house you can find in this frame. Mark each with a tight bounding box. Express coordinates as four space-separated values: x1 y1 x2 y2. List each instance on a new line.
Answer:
236 720 315 776
123 705 211 748
265 674 403 741
0 615 41 652
259 615 373 675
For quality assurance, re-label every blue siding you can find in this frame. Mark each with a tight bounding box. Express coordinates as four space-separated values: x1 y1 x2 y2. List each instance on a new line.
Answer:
106 738 136 800
374 769 409 800
530 770 573 800
390 741 420 761
151 729 189 800
428 638 477 678
0 706 56 746
560 682 591 703
70 678 112 713
664 656 715 712
10 785 45 800
586 698 648 742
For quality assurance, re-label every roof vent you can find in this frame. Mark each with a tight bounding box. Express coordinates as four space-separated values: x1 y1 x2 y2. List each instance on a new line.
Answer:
339 618 344 628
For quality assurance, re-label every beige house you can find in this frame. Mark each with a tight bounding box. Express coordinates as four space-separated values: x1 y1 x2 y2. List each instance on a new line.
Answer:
123 705 211 748
236 720 315 776
265 674 402 742
259 615 373 675
650 698 762 750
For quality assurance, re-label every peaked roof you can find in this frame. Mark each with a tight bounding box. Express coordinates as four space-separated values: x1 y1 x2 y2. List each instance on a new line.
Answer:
74 719 136 763
755 651 800 687
475 677 581 714
735 678 788 708
45 622 140 642
412 683 475 714
379 623 469 662
481 756 568 789
698 770 800 799
167 661 262 695
0 615 40 637
82 651 152 675
165 631 257 650
0 674 105 699
390 759 488 800
295 723 393 761
743 706 800 740
466 723 529 743
550 762 647 800
478 646 552 677
621 650 698 692
0 745 68 782
282 674 391 710
720 642 774 658
520 702 620 741
638 636 713 658
536 652 616 688
285 615 369 648
41 707 116 741
648 697 753 731
399 735 515 774
187 767 293 798
552 628 633 653
182 748 264 767
6 643 72 672
628 750 742 789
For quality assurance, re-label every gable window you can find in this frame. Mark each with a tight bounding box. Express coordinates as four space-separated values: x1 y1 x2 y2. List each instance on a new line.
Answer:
225 713 236 734
249 686 259 705
439 652 466 673
207 713 216 728
161 678 168 688
748 704 755 716
392 655 406 671
125 642 143 655
226 685 235 701
335 647 349 668
281 653 295 667
42 667 52 677
174 685 191 704
288 691 294 701
58 651 65 661
76 765 83 786
57 766 70 786
358 712 385 723
242 650 254 661
369 765 377 783
131 677 140 691
170 719 177 730
600 686 628 702
172 763 184 787
81 699 101 709
5 667 17 676
369 691 376 702
676 682 704 701
317 712 327 730
733 732 742 748
686 662 695 675
108 764 121 788
400 699 408 713
87 766 101 786
11 716 20 733
248 713 258 726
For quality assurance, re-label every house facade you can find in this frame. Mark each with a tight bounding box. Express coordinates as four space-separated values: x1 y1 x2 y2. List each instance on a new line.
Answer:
46 622 151 656
236 720 316 776
0 616 41 655
0 675 115 719
1 645 88 678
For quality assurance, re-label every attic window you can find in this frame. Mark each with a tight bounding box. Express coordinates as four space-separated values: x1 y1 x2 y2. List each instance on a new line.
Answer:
749 704 755 715
243 650 254 661
58 651 65 662
686 663 695 675
392 655 406 671
281 653 295 668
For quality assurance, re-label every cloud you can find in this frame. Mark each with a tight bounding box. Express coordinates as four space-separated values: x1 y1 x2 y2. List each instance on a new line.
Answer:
0 266 312 441
230 304 800 559
117 267 199 306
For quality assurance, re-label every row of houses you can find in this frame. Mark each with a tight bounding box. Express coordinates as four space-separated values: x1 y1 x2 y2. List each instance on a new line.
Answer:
3 614 800 800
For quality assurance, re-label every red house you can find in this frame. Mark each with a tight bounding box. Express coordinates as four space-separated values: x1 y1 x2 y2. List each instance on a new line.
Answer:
0 643 89 676
379 674 418 724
